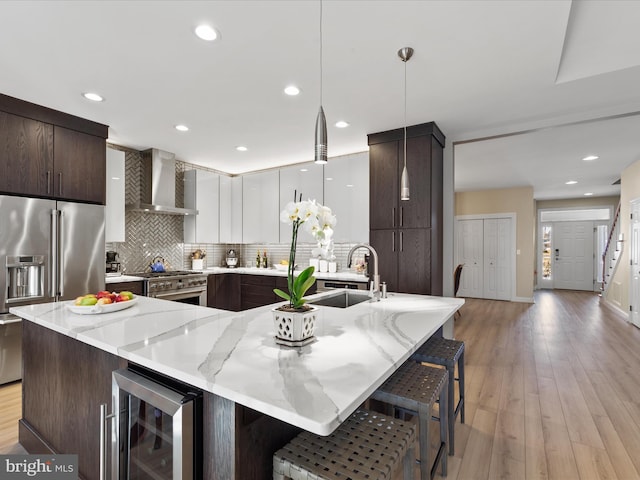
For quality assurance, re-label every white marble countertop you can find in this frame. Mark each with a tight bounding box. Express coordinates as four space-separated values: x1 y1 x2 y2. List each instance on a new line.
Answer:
11 291 463 435
198 266 370 283
105 274 145 284
105 268 369 285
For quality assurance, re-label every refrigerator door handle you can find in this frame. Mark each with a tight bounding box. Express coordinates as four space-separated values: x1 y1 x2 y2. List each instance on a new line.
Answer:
49 208 60 300
58 209 64 298
50 209 58 299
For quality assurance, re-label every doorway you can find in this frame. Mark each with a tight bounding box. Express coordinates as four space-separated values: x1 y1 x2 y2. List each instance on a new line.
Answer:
537 208 611 292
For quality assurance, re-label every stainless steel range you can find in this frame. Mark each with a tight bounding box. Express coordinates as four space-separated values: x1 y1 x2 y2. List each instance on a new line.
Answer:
133 271 208 305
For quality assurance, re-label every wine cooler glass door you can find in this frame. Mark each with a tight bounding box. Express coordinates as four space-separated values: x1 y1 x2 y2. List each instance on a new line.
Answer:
112 369 194 480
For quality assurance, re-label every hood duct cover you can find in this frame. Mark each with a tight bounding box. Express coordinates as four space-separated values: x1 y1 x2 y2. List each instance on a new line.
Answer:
126 149 198 215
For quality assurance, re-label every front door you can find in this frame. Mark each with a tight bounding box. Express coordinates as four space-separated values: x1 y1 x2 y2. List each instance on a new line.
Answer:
554 221 594 291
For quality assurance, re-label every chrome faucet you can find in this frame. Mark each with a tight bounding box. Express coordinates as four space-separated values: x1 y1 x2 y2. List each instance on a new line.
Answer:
347 243 381 301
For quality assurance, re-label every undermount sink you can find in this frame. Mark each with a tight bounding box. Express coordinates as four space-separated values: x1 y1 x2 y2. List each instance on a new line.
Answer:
309 290 372 308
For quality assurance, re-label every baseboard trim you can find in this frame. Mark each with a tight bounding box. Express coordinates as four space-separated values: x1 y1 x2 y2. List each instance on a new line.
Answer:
18 419 56 455
512 296 534 303
599 296 629 320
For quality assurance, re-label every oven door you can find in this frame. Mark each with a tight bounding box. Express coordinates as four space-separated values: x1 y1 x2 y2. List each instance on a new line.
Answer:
150 288 206 306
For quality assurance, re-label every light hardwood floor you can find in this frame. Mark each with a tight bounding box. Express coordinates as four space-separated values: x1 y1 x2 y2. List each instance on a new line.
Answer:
0 380 24 454
3 290 640 479
435 289 640 480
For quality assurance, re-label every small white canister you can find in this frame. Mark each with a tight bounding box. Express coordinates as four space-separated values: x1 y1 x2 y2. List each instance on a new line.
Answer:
192 259 204 270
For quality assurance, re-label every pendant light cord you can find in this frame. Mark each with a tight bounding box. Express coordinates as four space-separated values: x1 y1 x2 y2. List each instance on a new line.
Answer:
320 0 323 106
403 54 407 169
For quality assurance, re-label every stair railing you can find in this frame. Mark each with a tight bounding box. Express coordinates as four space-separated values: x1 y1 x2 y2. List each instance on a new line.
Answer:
601 202 622 291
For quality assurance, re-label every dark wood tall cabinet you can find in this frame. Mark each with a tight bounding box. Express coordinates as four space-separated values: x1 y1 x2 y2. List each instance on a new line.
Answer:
368 122 445 295
0 93 108 204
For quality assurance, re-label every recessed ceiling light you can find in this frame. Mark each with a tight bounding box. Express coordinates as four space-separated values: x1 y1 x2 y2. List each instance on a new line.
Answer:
284 85 300 96
582 155 599 161
236 146 248 152
175 124 189 132
326 177 333 181
300 168 308 172
346 184 354 188
82 92 104 102
565 180 578 185
335 121 349 128
195 24 218 41
584 192 594 196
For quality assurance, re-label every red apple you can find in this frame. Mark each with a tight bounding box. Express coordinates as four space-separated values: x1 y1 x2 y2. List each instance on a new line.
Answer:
96 290 112 299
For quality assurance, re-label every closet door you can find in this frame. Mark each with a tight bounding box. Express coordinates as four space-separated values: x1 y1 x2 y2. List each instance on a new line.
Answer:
484 218 512 300
456 219 483 298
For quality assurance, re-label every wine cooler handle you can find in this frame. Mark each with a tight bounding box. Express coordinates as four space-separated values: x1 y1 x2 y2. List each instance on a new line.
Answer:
100 403 115 480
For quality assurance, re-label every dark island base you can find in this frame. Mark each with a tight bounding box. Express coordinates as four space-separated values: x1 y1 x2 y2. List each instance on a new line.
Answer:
20 321 301 480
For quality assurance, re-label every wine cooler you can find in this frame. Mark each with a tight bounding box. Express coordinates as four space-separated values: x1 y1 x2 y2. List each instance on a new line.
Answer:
110 366 202 479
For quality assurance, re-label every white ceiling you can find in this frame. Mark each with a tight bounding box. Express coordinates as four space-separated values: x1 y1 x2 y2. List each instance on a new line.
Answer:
2 0 640 199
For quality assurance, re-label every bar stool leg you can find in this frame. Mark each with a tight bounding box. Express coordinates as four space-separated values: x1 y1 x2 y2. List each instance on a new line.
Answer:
439 377 448 477
418 403 430 480
403 440 416 480
447 363 456 456
459 350 465 424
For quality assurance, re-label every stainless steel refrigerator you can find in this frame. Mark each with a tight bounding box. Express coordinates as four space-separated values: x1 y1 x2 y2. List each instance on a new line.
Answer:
0 195 105 384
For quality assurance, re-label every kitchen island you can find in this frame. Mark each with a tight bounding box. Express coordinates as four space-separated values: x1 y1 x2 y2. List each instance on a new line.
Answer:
11 290 463 479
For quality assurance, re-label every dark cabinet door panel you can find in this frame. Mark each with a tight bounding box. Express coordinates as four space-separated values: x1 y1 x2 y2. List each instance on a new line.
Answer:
397 229 431 294
370 229 398 293
400 136 431 229
208 274 241 311
369 141 398 230
0 112 53 197
53 126 106 204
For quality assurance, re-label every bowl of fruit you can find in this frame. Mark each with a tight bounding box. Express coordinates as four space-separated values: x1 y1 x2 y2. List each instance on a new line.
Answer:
67 290 137 315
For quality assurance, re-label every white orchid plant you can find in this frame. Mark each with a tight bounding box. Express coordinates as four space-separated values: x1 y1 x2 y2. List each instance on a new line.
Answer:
274 199 337 310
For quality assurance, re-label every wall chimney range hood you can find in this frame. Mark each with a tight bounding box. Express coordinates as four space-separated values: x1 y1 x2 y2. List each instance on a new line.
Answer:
125 149 198 216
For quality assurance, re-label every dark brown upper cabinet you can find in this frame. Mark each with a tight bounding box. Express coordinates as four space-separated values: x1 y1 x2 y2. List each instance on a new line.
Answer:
0 112 54 197
53 126 106 204
0 93 108 204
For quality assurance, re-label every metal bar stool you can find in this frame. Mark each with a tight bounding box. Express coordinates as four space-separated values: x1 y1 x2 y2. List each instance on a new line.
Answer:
273 409 416 480
411 336 465 455
370 362 448 480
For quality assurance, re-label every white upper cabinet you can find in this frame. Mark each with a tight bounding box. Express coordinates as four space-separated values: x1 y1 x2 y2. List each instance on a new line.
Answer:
105 147 125 243
279 162 324 243
323 152 369 243
242 170 279 243
220 175 243 243
184 169 220 243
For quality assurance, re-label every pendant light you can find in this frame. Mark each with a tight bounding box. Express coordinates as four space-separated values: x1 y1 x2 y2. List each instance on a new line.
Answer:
398 47 413 201
314 0 328 164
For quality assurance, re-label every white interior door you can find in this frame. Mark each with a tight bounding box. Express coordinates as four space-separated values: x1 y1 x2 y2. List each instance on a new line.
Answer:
494 218 512 300
456 219 483 298
553 221 594 291
483 218 512 300
630 200 640 327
